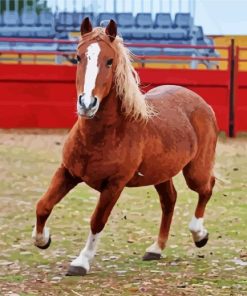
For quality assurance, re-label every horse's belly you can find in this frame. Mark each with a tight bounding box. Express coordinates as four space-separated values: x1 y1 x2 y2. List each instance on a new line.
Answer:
127 166 180 187
127 138 197 187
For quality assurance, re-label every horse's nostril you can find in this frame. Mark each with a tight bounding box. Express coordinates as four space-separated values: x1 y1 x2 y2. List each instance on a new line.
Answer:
92 97 98 108
78 95 83 105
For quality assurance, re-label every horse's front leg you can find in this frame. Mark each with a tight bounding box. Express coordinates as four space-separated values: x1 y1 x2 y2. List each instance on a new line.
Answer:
66 181 124 276
32 165 81 249
143 180 177 260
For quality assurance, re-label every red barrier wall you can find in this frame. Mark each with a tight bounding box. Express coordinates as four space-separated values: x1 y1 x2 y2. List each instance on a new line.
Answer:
0 64 230 133
235 71 247 133
0 64 77 128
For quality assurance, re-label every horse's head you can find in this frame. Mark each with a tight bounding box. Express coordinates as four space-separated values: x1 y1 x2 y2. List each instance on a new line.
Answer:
76 17 117 119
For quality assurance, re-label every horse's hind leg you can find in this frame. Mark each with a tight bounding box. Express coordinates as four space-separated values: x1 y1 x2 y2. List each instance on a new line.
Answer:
32 165 81 249
143 179 177 261
183 162 215 248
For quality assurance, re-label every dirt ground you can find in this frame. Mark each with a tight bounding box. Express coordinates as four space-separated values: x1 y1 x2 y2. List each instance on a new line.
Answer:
0 129 246 296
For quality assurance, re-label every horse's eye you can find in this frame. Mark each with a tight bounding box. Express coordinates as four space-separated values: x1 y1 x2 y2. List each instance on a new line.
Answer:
106 59 113 67
77 55 81 62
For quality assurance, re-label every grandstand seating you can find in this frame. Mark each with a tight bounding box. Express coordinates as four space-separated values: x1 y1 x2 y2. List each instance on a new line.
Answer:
97 13 117 26
74 12 95 30
0 10 218 67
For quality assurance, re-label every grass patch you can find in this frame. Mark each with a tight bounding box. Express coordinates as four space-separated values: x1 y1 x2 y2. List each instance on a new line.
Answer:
0 131 247 295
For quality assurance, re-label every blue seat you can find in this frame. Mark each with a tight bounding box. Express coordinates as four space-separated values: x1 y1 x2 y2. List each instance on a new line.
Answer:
128 46 162 57
57 42 77 52
74 12 94 30
117 13 135 27
128 39 149 44
0 42 11 50
131 30 149 40
194 26 218 56
117 13 134 39
18 29 37 38
97 13 116 26
149 28 172 40
148 14 174 41
3 11 20 26
195 26 204 40
36 27 56 38
142 47 163 56
174 13 192 29
20 42 58 51
0 28 18 37
119 29 133 40
154 13 172 28
39 11 54 27
21 11 38 26
56 12 74 32
132 13 153 40
12 42 34 51
168 28 189 41
128 47 142 56
164 47 196 57
135 13 153 28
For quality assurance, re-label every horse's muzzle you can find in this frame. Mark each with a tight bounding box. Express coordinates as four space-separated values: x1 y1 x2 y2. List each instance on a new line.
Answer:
77 94 99 118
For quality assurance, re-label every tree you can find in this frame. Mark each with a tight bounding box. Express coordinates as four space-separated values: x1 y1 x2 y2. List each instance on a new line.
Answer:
0 0 50 14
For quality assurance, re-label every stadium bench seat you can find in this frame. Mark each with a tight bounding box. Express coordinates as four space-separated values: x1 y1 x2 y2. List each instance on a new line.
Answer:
154 13 173 28
194 26 219 56
21 11 38 26
18 11 39 38
97 13 117 26
135 13 153 28
35 27 56 38
56 12 74 32
3 11 20 26
174 13 193 41
149 30 168 40
168 29 190 41
39 11 55 27
0 27 18 37
117 13 135 39
36 11 55 38
129 47 163 57
117 13 135 27
0 42 11 50
174 13 193 29
74 12 95 30
132 13 153 40
57 42 77 52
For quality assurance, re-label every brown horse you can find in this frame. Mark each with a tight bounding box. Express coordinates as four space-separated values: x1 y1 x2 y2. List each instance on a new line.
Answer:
32 18 218 276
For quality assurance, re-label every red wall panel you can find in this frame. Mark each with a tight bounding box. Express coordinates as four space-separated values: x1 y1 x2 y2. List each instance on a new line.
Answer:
0 64 230 133
235 71 247 133
0 64 77 128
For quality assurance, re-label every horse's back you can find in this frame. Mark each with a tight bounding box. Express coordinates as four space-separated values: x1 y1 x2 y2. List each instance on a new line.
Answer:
146 85 218 136
146 85 213 113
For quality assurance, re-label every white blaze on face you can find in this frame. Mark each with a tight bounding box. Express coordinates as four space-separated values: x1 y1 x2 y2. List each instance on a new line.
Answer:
83 42 101 108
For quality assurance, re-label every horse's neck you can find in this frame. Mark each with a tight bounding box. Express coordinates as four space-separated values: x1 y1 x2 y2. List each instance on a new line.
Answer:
78 87 123 132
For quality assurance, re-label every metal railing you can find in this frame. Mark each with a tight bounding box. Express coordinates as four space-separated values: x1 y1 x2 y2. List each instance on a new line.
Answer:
0 37 231 70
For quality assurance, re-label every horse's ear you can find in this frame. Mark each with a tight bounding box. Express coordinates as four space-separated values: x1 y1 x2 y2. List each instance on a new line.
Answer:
105 19 117 42
80 17 93 36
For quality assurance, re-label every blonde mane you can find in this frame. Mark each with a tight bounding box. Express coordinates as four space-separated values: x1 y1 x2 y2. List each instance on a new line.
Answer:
78 28 155 121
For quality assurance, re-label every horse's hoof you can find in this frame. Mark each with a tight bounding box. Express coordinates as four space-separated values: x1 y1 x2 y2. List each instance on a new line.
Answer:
66 266 87 276
36 236 51 250
195 233 209 248
142 252 161 261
